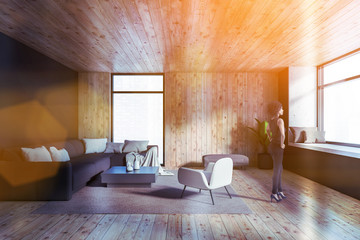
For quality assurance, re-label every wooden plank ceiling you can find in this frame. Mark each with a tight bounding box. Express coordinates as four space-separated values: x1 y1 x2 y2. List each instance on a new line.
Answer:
0 0 359 73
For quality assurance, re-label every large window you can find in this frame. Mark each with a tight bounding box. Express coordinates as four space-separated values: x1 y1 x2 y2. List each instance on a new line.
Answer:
112 74 164 164
318 50 360 145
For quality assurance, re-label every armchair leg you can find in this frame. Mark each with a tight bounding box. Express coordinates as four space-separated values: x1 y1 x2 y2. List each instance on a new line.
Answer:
224 186 232 199
181 185 187 198
209 190 214 205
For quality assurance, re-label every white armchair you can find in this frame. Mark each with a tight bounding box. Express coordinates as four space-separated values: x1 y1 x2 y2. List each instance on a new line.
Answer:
177 157 233 205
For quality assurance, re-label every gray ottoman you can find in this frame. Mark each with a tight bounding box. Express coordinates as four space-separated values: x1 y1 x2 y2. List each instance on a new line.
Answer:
202 154 249 169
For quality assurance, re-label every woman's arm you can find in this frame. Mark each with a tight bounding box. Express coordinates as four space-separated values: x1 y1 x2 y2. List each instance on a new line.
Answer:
277 118 285 149
266 123 272 142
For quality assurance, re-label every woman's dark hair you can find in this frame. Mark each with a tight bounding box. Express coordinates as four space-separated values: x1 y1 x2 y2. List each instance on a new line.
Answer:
268 101 283 116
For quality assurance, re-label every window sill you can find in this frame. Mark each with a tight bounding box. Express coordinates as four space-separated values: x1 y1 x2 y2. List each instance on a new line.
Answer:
288 142 360 159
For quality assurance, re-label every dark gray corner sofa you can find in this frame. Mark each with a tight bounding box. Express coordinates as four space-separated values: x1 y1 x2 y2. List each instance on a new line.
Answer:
0 139 156 201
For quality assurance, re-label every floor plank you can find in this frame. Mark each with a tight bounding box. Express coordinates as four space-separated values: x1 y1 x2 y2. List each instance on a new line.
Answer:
220 214 246 240
134 214 156 240
1 214 42 239
69 214 105 240
85 214 117 240
101 214 130 240
0 201 44 225
37 214 80 240
167 214 182 239
54 214 92 240
22 214 67 240
208 214 230 240
149 214 168 240
233 214 262 240
0 168 359 240
193 214 214 240
118 214 142 240
181 214 198 240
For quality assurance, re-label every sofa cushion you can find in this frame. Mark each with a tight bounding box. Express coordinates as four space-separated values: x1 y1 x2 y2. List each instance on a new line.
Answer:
290 127 317 143
49 147 70 162
304 130 316 143
21 146 52 162
83 138 107 154
290 127 305 143
44 139 85 158
82 153 111 174
92 154 111 174
123 140 149 153
104 142 124 153
304 130 326 143
71 153 110 164
315 131 326 143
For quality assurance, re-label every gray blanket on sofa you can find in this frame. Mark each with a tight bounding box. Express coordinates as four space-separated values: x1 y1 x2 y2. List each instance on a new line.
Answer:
125 147 173 175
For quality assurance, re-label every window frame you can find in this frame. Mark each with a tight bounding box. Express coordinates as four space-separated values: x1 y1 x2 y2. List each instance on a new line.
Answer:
317 49 360 147
111 73 165 166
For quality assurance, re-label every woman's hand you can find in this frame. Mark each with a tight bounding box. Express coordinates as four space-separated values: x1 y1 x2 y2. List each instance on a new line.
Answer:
281 143 285 149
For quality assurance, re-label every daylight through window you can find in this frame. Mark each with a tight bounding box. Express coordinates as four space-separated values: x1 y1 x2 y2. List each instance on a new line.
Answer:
318 50 360 145
112 74 164 164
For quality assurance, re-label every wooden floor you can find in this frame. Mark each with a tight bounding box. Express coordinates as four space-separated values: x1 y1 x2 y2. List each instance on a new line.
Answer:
1 168 359 240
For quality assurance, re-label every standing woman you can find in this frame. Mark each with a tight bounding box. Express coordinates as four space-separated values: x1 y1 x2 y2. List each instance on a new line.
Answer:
267 101 286 202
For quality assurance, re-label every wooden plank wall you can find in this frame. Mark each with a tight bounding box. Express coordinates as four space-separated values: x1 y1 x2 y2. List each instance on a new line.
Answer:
78 72 111 140
165 72 278 168
78 72 278 167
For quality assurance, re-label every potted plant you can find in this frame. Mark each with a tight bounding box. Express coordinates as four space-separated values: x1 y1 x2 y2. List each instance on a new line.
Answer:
247 118 273 169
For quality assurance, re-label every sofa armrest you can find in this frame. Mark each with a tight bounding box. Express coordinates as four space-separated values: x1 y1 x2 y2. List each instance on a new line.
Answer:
0 161 72 200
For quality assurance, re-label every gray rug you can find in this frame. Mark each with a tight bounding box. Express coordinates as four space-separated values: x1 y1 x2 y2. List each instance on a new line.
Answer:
33 170 252 214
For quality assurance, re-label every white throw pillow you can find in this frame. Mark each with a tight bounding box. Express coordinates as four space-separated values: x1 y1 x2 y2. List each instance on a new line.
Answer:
123 140 149 153
21 146 52 162
49 146 70 162
82 138 107 154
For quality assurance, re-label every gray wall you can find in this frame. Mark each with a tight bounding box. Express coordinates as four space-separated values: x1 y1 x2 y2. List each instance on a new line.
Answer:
0 32 78 148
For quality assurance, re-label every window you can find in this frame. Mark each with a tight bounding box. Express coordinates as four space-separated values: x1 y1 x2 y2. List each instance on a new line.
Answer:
318 50 360 145
112 74 164 164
